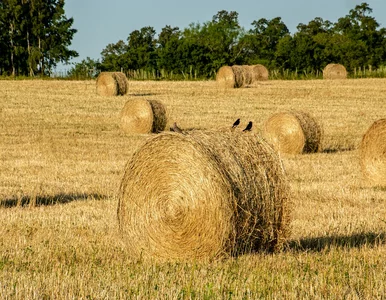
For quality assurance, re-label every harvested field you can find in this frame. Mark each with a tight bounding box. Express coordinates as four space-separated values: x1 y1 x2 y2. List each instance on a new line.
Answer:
0 79 385 298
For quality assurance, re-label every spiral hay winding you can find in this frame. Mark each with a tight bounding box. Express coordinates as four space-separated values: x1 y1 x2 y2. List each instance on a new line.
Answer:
323 63 347 80
360 119 386 186
117 130 292 261
216 66 236 88
263 111 322 155
251 64 269 81
96 72 128 96
120 99 167 134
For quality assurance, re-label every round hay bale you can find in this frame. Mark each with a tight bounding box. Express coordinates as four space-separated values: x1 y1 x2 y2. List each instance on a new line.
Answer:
241 65 253 86
251 64 269 81
120 99 167 134
96 71 128 96
231 65 245 88
360 119 386 186
216 66 235 88
112 72 128 95
96 72 118 96
117 130 291 261
263 111 322 155
323 63 347 79
148 99 168 133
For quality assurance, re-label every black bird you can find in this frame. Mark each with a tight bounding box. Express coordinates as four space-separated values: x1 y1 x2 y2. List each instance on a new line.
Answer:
232 118 240 129
242 121 253 132
170 122 183 133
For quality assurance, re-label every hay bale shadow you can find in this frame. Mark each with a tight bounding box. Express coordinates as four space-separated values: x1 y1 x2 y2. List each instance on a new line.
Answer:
288 232 385 252
0 193 107 208
131 93 156 97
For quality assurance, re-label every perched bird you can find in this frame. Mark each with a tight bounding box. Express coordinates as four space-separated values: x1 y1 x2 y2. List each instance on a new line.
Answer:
232 118 240 129
242 121 253 132
170 122 183 133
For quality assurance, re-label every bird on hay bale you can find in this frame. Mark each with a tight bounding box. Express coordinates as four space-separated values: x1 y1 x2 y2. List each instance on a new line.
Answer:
170 122 183 133
243 121 253 132
231 118 240 130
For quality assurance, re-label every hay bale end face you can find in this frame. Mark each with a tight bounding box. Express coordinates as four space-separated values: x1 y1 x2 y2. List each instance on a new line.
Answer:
323 63 347 79
117 130 292 261
216 66 236 88
120 99 167 134
360 119 386 186
263 111 322 155
251 64 269 81
96 72 128 96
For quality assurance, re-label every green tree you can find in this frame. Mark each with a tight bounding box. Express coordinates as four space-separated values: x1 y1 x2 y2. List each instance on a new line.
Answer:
0 0 77 76
333 2 386 69
240 17 289 68
67 57 100 79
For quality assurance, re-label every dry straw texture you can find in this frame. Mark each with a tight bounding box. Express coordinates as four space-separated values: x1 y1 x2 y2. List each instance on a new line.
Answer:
360 119 386 186
216 66 236 88
263 111 322 155
323 63 347 79
96 72 128 96
251 64 269 81
119 99 167 134
117 130 291 261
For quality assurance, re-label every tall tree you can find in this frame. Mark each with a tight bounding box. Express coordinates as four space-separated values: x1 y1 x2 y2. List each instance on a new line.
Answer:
0 0 77 76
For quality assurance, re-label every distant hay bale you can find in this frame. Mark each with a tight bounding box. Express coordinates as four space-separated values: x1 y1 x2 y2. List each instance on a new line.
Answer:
120 99 167 134
241 65 253 86
216 66 236 88
251 64 269 81
96 72 128 96
323 63 347 79
263 111 322 155
231 65 245 88
360 119 386 186
117 130 291 260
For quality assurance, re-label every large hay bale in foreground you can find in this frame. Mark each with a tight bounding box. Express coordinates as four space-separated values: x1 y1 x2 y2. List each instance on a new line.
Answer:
96 72 128 96
323 63 347 79
263 111 322 155
251 64 269 81
117 131 291 260
120 99 167 134
216 66 236 88
360 119 386 186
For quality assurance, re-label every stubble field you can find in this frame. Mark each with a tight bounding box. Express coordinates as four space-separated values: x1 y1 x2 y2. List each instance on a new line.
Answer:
0 78 385 299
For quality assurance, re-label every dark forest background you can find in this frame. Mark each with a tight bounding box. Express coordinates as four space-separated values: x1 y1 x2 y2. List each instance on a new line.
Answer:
1 1 385 79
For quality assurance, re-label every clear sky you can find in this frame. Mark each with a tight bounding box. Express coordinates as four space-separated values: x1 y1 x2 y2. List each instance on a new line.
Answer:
59 0 386 70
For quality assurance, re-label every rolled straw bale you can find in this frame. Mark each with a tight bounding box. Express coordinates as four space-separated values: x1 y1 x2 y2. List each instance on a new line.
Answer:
263 111 322 155
112 72 129 95
323 63 347 79
231 65 245 88
251 64 269 81
216 66 236 88
96 72 128 96
148 99 168 133
117 130 291 260
241 65 253 86
120 99 167 134
360 119 386 186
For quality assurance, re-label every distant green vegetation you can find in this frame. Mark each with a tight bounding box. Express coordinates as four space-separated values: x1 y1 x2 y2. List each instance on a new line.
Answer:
1 1 385 80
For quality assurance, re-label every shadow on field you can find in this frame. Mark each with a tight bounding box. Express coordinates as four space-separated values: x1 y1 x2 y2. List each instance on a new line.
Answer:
321 147 355 153
288 232 386 252
0 193 108 208
131 93 156 97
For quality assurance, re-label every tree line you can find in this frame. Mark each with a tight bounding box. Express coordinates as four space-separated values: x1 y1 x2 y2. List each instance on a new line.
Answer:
0 0 77 76
1 1 385 79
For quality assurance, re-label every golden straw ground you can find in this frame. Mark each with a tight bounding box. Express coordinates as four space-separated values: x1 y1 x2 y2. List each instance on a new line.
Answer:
263 111 322 155
117 130 291 261
360 118 386 186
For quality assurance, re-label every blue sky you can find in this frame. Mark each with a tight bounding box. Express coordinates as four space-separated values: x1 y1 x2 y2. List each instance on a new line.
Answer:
59 0 386 70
